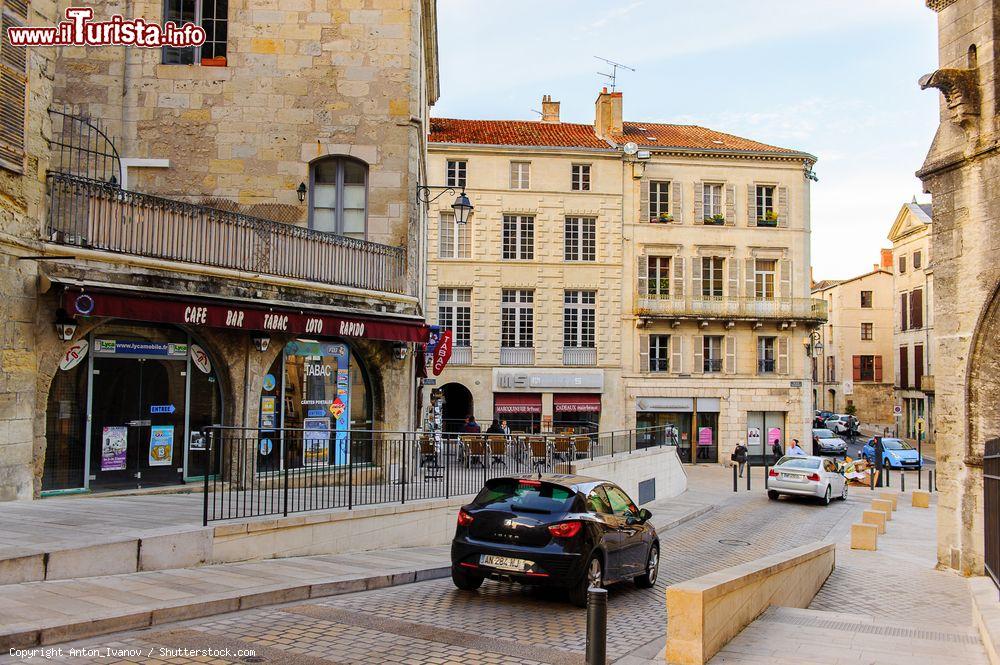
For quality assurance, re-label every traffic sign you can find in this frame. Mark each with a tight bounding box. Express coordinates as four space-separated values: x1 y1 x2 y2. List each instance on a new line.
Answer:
893 405 902 416
916 417 925 430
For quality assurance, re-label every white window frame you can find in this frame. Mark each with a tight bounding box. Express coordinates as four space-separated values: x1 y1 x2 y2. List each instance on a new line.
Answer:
757 336 776 373
502 215 534 260
571 163 591 191
647 256 671 297
704 336 723 373
754 258 776 300
702 256 724 298
563 290 596 349
510 161 530 190
649 335 670 372
446 159 467 188
703 182 723 219
564 217 596 262
438 288 471 347
650 181 671 220
438 211 470 259
501 289 534 348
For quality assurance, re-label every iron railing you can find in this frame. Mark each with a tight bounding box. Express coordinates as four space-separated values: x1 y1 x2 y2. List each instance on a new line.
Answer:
636 294 827 322
563 347 597 366
450 346 472 365
500 347 535 366
45 172 407 294
201 425 675 524
986 438 999 592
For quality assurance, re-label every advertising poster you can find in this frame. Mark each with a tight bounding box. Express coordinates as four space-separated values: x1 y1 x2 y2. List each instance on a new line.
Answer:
698 427 713 446
767 427 783 448
101 426 128 471
148 425 174 466
303 417 331 467
747 427 761 449
332 346 351 466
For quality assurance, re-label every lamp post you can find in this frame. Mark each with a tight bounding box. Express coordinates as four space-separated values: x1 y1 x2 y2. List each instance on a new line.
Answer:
416 185 474 224
807 330 824 411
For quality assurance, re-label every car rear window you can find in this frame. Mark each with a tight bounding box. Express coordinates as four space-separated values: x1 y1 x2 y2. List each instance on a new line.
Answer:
472 478 576 513
813 429 835 438
777 457 820 469
882 439 913 450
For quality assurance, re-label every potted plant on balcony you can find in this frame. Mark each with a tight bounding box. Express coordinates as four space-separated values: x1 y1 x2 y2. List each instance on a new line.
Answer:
704 214 725 225
651 212 674 223
757 210 779 227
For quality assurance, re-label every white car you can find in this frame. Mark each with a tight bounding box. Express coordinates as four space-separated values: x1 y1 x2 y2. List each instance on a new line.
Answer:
767 455 847 505
824 415 853 435
813 428 847 456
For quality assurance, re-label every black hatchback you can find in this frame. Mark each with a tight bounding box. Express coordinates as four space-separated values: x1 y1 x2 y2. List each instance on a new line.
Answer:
450 474 660 606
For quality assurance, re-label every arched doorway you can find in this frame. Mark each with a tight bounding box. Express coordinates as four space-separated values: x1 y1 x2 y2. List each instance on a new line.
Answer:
967 282 1000 459
440 382 474 434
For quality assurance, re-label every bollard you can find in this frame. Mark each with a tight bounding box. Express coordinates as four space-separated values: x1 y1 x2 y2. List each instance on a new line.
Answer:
585 587 607 665
901 471 906 492
764 461 769 489
885 468 891 488
746 462 751 491
931 469 936 492
870 470 875 491
733 463 738 492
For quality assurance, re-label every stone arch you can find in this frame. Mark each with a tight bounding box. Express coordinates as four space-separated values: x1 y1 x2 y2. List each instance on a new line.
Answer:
965 277 1000 461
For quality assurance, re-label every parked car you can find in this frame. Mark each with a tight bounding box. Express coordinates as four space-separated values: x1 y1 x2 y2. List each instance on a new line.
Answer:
814 410 835 429
812 428 847 456
450 474 659 607
824 415 854 435
861 438 923 469
767 455 847 505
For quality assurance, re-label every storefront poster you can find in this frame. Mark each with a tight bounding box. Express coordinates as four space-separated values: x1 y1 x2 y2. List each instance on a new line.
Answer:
698 427 713 446
747 427 761 448
261 396 276 415
767 427 783 447
303 417 331 467
101 426 127 471
148 425 174 466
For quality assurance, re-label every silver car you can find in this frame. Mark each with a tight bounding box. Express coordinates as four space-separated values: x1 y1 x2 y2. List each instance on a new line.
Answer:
767 455 847 505
813 428 847 456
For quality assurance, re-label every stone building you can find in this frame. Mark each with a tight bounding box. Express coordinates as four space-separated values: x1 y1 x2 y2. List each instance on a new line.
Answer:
425 90 826 463
811 260 895 426
887 201 935 443
0 0 440 499
917 0 1000 575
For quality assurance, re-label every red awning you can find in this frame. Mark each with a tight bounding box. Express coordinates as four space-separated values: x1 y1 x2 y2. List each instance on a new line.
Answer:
62 288 428 343
493 393 542 414
554 393 602 413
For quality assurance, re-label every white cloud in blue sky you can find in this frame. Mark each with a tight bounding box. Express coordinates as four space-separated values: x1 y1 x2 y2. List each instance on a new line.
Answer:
434 1 941 280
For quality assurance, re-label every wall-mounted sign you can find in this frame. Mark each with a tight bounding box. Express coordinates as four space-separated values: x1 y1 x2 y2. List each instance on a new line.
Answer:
636 397 693 412
789 380 803 388
148 425 174 466
493 368 604 392
190 344 212 374
59 339 89 371
95 339 187 358
150 404 176 414
433 329 453 376
262 373 277 391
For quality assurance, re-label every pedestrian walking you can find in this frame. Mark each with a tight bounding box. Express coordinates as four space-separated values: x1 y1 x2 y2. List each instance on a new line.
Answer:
771 438 784 464
463 415 481 434
789 439 806 456
732 442 748 478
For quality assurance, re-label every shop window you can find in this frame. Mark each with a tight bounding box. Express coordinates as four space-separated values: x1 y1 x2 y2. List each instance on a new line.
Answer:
310 156 368 239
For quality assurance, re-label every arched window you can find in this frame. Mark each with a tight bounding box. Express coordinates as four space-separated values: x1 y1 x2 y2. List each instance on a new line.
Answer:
968 44 978 69
310 156 368 239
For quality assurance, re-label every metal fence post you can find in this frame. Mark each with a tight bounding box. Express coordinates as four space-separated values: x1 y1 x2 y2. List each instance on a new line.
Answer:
283 435 290 518
746 462 751 491
401 434 407 505
202 428 212 526
764 460 769 489
348 432 353 510
585 587 607 665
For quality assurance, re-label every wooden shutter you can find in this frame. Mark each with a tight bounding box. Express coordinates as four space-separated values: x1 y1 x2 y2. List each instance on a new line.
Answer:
693 335 704 374
852 355 862 382
724 335 736 374
0 6 28 172
637 255 647 296
671 181 683 223
779 259 792 299
639 334 649 373
691 256 703 299
911 289 923 329
747 184 756 226
671 335 683 374
673 256 685 298
915 344 924 382
640 179 650 223
693 181 704 222
744 257 755 299
900 293 908 331
777 186 789 227
728 256 739 297
874 355 883 383
899 346 908 388
777 337 789 375
725 183 736 225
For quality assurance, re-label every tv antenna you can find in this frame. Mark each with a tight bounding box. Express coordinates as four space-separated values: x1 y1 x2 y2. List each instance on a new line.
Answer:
595 56 635 92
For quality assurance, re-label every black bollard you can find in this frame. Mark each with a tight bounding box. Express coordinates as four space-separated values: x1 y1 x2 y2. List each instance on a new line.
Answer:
746 462 751 491
901 470 905 492
886 468 891 488
585 587 607 665
764 461 769 489
870 469 875 491
733 463 738 493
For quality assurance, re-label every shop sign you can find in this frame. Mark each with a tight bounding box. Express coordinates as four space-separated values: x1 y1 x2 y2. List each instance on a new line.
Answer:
262 373 277 391
148 425 174 466
150 404 176 414
190 344 212 374
59 339 89 371
636 397 693 412
94 339 188 358
493 368 603 392
433 329 453 376
101 426 127 471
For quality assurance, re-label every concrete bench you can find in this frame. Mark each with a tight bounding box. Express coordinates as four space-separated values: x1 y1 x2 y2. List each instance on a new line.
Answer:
851 523 878 551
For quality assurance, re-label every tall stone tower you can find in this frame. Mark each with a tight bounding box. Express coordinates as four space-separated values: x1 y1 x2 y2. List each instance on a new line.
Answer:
917 0 1000 575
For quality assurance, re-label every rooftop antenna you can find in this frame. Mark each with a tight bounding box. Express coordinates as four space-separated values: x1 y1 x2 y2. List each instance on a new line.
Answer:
595 56 635 92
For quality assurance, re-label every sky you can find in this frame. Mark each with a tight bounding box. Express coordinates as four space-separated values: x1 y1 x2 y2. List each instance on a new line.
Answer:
433 0 941 281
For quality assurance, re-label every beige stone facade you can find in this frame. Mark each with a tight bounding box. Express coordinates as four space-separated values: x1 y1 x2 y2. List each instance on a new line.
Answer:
917 0 1000 575
0 0 440 499
811 268 895 425
426 92 825 462
888 202 935 443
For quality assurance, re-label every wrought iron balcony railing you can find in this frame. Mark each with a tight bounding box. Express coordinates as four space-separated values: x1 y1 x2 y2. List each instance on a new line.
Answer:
637 294 827 322
45 172 407 295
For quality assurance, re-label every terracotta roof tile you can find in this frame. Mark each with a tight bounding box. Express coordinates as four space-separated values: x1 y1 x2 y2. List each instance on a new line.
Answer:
615 122 793 154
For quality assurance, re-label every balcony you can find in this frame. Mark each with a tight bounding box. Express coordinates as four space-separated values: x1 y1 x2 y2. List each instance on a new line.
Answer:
45 172 407 295
563 347 597 366
450 346 472 365
637 294 827 323
500 347 534 366
920 374 934 393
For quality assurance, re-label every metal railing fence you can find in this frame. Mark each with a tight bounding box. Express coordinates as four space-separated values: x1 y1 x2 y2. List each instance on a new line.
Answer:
986 437 999 593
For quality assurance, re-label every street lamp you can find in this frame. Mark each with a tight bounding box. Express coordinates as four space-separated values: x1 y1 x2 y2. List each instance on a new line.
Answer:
807 330 823 357
416 185 474 224
54 308 78 341
296 182 307 203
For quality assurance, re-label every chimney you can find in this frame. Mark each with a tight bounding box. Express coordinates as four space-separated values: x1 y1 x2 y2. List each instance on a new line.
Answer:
880 248 893 269
541 95 560 123
594 87 623 139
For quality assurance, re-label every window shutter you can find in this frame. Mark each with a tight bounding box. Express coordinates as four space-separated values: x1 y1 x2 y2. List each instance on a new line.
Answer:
671 181 683 223
852 356 861 382
0 7 28 172
639 334 649 373
777 186 789 227
747 184 756 226
673 256 685 298
691 256 703 298
725 183 736 226
744 257 755 299
693 335 704 374
779 258 792 299
693 181 703 222
911 289 923 328
637 255 648 296
640 179 650 223
728 256 739 298
875 355 883 383
900 293 908 331
777 337 789 375
671 335 683 374
725 335 736 374
915 344 924 378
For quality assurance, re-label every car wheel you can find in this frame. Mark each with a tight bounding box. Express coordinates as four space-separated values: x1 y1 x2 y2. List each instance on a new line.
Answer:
569 555 603 608
635 544 659 589
767 490 779 501
840 482 848 501
822 485 832 506
451 566 484 591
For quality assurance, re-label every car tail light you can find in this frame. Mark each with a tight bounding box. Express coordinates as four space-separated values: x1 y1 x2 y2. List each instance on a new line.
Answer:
519 479 542 487
457 509 474 527
807 473 821 482
768 468 778 477
548 521 582 538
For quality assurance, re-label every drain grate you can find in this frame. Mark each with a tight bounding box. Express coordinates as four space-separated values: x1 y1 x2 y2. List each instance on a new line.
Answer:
718 539 751 546
764 612 981 644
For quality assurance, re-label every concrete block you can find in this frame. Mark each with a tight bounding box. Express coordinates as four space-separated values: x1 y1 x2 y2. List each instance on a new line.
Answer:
912 489 931 508
46 540 139 581
139 530 212 572
871 499 894 519
877 492 898 511
851 523 879 551
862 510 887 534
0 553 45 584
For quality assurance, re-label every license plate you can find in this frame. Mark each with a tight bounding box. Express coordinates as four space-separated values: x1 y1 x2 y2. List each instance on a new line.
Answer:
480 554 532 572
780 473 801 480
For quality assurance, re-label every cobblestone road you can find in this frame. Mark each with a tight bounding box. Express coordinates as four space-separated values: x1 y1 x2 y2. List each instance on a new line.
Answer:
5 466 862 665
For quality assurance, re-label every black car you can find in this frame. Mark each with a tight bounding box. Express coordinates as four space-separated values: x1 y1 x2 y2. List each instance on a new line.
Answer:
450 474 659 607
814 410 835 429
